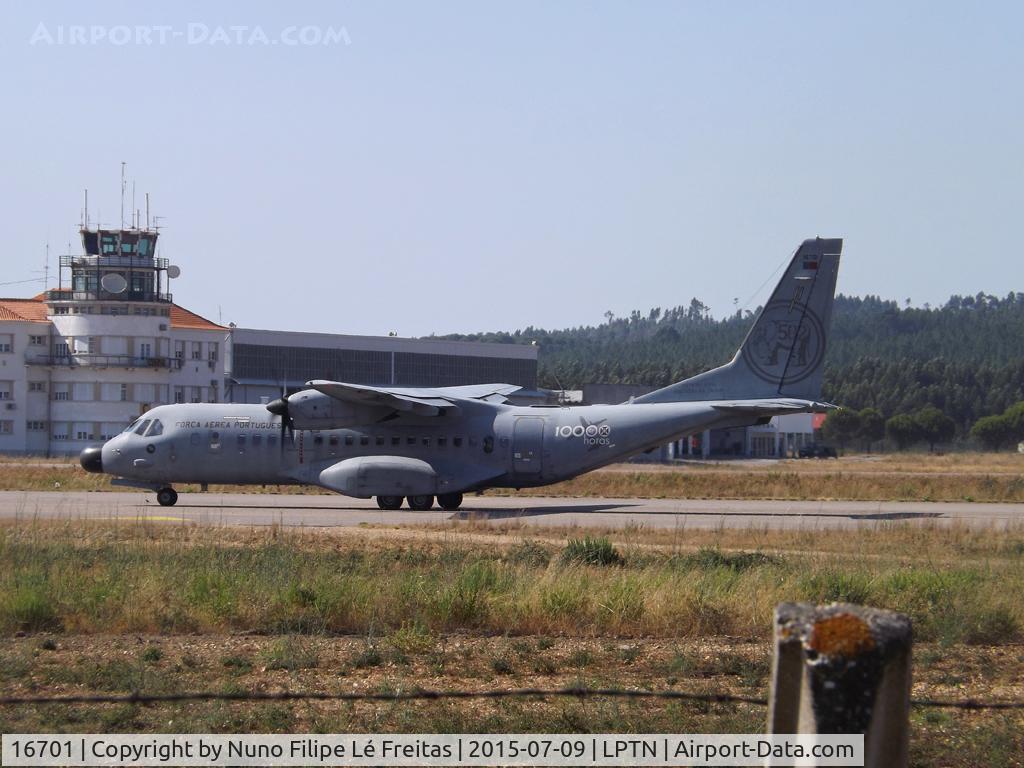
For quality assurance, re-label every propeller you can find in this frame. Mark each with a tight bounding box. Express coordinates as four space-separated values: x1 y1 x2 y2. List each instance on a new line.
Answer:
266 387 294 453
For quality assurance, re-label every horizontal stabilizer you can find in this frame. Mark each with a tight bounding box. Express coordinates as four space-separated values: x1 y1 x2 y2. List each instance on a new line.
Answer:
711 399 837 415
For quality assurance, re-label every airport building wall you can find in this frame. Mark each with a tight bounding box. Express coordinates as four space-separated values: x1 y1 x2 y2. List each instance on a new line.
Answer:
226 328 538 404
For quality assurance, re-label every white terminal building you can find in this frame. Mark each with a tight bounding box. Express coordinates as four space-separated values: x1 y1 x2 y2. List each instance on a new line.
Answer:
0 223 537 455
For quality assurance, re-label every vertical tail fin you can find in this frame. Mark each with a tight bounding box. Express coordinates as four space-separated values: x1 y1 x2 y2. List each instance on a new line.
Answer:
635 237 842 404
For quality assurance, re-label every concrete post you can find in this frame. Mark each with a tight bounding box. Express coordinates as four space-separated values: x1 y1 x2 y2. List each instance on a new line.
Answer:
769 602 912 768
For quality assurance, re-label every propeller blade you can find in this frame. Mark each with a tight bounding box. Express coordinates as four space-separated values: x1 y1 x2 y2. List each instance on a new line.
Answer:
266 390 291 455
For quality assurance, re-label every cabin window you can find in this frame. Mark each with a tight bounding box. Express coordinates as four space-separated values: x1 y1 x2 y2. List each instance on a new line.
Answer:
190 432 201 446
360 436 369 446
268 434 277 448
209 431 221 452
134 420 151 436
329 435 339 446
437 437 447 448
422 437 431 447
345 435 354 446
391 436 400 447
237 434 247 451
253 434 262 447
483 436 494 454
406 436 416 446
144 420 163 437
313 435 323 446
376 435 385 446
453 437 463 448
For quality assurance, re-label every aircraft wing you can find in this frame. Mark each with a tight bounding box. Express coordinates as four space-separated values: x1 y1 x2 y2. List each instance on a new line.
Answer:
307 380 456 416
429 383 522 403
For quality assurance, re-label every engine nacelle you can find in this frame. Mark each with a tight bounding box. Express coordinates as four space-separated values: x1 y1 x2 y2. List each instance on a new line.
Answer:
285 390 390 430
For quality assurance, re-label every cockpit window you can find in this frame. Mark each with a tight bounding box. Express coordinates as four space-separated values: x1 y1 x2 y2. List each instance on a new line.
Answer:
134 419 152 436
123 418 142 433
144 419 163 437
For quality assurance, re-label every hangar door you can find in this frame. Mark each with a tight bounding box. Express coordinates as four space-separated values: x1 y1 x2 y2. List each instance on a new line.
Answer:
512 418 545 475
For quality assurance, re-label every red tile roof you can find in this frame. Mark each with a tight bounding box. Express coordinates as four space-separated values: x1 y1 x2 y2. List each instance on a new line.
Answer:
0 295 226 331
170 305 226 331
0 298 50 322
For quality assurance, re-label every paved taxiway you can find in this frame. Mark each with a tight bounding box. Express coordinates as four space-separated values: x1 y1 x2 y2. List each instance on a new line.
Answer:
0 491 1020 530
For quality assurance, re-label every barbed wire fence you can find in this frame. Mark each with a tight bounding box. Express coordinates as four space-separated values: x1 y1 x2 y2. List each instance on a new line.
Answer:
0 686 1020 710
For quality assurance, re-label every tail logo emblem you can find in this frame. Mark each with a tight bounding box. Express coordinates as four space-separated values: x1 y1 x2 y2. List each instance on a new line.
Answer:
742 301 826 385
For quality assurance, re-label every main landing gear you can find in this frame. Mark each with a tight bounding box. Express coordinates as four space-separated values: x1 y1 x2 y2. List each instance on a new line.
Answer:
374 493 464 511
156 487 178 507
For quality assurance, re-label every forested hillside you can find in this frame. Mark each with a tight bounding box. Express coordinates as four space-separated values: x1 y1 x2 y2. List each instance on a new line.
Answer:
435 293 1024 435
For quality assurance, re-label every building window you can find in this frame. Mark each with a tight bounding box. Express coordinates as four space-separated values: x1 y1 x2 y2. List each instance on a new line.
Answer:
0 421 12 434
29 381 46 392
29 335 46 346
174 341 185 359
174 387 184 404
120 383 129 402
139 342 152 359
0 383 11 401
54 342 69 358
27 421 47 431
208 343 218 361
192 342 202 360
54 391 69 402
76 430 93 441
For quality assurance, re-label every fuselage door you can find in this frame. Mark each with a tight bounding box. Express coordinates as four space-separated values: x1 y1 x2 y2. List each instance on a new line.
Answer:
512 417 545 475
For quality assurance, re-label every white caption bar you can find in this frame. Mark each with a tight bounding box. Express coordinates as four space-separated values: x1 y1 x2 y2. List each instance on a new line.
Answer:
3 734 863 766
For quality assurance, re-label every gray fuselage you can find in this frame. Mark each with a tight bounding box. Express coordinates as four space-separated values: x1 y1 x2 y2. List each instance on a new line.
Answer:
98 399 747 497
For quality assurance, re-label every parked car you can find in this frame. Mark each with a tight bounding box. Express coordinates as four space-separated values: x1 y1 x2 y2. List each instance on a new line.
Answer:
798 443 838 459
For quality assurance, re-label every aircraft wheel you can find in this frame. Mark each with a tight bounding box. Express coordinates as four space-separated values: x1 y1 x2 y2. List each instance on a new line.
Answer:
407 494 434 511
437 492 463 511
376 495 403 511
156 487 178 507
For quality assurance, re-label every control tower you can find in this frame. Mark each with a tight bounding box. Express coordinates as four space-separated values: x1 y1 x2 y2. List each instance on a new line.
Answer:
50 226 172 307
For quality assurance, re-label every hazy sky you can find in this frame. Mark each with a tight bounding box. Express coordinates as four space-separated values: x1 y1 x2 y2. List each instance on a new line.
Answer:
2 1 1022 336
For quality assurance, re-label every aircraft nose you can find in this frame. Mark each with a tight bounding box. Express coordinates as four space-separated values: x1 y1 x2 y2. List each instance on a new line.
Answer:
80 445 104 474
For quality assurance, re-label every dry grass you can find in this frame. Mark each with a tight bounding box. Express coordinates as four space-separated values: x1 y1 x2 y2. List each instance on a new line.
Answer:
1 452 1022 501
0 520 1022 766
1 519 1022 644
0 633 1020 767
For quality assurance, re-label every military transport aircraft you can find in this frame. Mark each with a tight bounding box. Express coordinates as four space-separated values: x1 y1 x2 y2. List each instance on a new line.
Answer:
81 238 841 511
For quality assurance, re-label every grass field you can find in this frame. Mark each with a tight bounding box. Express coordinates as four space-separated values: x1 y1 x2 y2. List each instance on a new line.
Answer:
1 452 1022 501
0 519 1022 766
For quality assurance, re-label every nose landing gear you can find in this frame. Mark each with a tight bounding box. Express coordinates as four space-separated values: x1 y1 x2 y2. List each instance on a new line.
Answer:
156 487 178 507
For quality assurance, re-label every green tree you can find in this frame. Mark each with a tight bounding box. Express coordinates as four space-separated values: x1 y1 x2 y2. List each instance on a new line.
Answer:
822 408 861 452
857 407 886 452
970 415 1014 451
914 405 957 452
886 414 921 451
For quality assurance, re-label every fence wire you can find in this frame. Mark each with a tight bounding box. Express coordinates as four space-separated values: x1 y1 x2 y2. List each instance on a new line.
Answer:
0 687 1020 710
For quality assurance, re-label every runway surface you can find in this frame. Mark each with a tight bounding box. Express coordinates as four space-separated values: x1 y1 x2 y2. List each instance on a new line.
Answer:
1 491 1021 530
